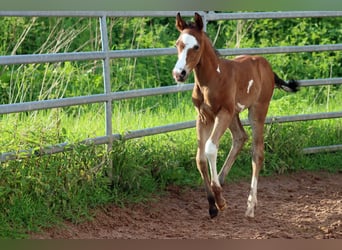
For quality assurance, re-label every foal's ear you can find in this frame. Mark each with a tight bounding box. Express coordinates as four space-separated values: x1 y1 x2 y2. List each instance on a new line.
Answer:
176 12 187 32
194 12 204 31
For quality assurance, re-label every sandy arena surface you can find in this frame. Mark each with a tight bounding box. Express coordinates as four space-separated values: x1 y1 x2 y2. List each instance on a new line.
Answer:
31 171 341 239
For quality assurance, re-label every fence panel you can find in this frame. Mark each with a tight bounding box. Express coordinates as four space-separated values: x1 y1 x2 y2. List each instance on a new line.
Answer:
0 11 341 163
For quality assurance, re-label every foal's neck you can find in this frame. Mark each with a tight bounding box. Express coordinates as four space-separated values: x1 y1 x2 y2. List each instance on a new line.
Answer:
194 35 221 85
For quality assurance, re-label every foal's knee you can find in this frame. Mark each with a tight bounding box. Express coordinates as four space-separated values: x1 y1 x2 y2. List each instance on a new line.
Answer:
205 139 218 159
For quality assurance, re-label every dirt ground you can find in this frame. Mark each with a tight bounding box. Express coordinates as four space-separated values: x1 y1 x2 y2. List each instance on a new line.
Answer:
32 171 341 239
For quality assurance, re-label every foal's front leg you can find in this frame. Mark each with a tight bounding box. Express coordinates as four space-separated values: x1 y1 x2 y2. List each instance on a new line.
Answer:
205 108 233 212
195 118 218 218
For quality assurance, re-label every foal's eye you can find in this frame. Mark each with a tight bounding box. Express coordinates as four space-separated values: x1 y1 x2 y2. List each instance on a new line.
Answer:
193 45 199 50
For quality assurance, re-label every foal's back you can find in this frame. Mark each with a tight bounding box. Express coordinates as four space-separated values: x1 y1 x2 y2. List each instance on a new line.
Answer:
221 55 276 112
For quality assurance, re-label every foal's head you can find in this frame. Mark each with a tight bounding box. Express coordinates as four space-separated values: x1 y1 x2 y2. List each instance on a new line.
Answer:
172 12 206 83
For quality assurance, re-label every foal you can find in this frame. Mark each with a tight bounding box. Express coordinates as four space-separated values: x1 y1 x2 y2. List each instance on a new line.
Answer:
172 13 299 218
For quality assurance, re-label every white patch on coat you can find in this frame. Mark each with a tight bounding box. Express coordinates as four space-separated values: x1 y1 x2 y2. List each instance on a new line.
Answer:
237 102 245 111
173 34 198 74
247 79 254 94
216 64 221 73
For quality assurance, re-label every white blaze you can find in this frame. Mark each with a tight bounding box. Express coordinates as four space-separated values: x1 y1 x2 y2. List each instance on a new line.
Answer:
173 34 198 74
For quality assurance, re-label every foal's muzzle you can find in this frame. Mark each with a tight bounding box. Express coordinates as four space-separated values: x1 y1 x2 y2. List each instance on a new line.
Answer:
172 68 188 83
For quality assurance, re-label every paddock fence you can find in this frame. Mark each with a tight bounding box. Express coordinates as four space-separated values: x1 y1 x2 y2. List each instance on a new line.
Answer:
0 11 342 162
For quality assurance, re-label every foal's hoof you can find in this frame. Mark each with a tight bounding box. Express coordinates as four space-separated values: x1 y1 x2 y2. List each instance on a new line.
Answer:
209 205 219 218
245 210 254 218
245 206 256 218
211 184 226 211
216 199 227 211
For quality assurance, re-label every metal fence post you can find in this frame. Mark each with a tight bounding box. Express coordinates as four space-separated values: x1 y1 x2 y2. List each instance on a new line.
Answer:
202 12 208 32
99 15 114 180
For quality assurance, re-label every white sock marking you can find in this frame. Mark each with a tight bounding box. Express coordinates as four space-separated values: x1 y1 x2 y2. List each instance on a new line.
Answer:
216 64 221 73
246 172 258 217
205 139 219 185
250 176 258 197
205 139 217 155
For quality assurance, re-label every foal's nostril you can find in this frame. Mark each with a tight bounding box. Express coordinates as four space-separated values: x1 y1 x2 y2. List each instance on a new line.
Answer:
180 70 186 78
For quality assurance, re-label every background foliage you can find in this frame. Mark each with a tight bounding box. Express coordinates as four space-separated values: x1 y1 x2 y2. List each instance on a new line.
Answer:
1 15 341 104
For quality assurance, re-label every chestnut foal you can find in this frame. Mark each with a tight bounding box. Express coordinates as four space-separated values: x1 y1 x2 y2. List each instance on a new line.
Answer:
172 13 298 218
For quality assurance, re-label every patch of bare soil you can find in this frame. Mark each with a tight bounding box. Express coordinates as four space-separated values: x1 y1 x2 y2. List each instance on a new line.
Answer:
31 171 341 239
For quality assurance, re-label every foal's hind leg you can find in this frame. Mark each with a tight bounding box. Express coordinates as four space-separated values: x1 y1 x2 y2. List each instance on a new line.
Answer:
245 104 269 218
218 114 248 186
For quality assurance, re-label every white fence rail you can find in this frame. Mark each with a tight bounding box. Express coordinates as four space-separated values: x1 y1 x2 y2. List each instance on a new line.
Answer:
0 11 341 162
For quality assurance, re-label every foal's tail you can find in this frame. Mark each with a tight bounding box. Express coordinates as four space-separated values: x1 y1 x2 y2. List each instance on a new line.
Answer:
274 72 299 92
